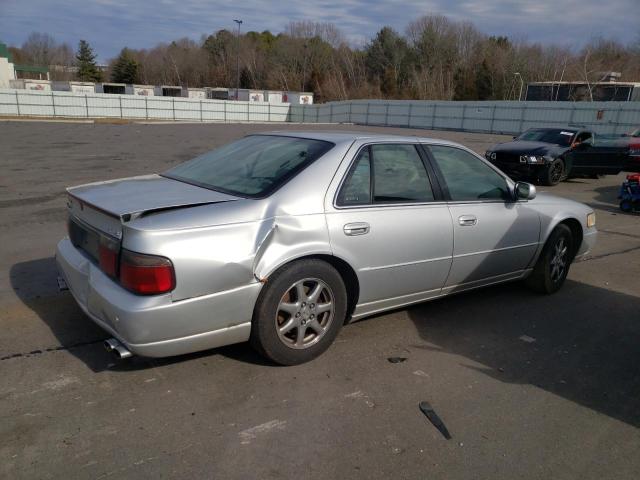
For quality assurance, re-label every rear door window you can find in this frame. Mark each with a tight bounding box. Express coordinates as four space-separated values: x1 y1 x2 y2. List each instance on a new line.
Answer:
337 144 435 206
371 144 434 203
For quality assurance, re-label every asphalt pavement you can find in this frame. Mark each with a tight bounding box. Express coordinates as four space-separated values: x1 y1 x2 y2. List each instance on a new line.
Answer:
1 120 639 479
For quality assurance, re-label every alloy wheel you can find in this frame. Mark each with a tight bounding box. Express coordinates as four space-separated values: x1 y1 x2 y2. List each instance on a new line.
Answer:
549 237 568 283
275 278 335 349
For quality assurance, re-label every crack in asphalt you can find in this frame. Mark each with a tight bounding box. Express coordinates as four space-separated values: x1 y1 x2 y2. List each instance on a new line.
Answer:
599 229 640 240
0 338 106 361
581 245 640 262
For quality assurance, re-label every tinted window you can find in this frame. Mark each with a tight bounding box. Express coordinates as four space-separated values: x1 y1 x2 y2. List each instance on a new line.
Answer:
429 145 510 201
164 135 333 197
337 149 371 206
371 144 434 203
516 129 576 146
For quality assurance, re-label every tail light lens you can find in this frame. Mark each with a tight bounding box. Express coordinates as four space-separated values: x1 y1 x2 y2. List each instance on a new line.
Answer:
99 236 119 278
119 249 176 295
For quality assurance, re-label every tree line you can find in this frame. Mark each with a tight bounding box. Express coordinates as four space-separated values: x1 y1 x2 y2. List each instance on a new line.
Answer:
6 16 640 102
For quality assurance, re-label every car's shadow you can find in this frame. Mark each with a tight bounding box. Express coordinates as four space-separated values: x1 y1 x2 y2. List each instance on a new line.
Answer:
405 279 640 428
11 258 640 428
9 257 271 373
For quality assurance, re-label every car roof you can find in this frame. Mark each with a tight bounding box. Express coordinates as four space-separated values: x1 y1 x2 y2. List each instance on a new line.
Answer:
526 127 579 133
255 130 464 147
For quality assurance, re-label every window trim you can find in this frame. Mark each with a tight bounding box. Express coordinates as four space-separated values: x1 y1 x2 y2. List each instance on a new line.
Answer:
334 142 445 209
422 144 517 204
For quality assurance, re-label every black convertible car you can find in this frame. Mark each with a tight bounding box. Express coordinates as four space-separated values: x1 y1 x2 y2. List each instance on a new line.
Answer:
485 127 629 185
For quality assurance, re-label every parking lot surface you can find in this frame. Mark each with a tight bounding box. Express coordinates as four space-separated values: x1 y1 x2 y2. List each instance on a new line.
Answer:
1 121 639 479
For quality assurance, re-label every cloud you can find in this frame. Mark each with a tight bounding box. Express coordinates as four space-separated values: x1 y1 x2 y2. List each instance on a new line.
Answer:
0 0 637 60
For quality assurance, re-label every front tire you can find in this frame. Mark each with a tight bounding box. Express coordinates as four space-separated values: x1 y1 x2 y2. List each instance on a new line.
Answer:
250 259 347 365
541 158 565 186
525 224 574 294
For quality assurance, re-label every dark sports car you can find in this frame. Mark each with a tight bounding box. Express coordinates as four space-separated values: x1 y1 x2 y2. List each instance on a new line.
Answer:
485 128 629 186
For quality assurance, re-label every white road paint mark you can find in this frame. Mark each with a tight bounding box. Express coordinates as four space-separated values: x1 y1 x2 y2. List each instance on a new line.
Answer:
413 370 430 378
144 378 157 383
239 420 287 445
345 390 375 408
519 335 536 343
345 390 365 398
28 375 80 394
44 375 79 390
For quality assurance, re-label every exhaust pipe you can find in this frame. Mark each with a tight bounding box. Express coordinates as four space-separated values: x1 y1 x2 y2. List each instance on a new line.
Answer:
104 338 133 359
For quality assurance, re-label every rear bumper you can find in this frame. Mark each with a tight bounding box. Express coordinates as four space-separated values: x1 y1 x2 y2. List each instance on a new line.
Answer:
55 238 262 357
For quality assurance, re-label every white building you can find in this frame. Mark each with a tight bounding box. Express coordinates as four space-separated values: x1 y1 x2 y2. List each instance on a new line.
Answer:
0 44 16 88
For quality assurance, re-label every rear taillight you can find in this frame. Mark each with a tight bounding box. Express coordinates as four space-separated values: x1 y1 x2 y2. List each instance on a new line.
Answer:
99 236 119 278
119 249 175 295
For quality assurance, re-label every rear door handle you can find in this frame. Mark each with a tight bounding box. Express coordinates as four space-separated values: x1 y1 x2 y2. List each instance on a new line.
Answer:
458 215 477 226
343 222 370 236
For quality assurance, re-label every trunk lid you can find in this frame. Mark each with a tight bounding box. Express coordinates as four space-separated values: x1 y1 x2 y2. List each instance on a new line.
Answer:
66 174 239 263
67 174 239 220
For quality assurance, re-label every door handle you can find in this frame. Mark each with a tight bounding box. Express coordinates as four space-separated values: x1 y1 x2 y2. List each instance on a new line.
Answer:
458 215 477 226
343 222 370 236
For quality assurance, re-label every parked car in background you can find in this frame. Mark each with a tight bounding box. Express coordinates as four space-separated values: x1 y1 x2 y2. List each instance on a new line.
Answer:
485 127 630 185
56 132 597 365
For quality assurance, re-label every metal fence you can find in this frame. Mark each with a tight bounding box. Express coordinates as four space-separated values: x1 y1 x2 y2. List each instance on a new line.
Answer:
2 88 639 135
314 100 640 135
0 89 291 122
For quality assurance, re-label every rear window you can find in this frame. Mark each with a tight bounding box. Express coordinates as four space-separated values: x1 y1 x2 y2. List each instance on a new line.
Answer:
517 129 576 146
163 135 334 198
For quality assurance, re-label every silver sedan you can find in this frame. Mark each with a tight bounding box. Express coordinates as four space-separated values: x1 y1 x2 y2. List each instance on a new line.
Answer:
56 132 597 365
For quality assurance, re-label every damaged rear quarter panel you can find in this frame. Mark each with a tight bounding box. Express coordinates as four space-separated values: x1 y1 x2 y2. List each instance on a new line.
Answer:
123 201 267 301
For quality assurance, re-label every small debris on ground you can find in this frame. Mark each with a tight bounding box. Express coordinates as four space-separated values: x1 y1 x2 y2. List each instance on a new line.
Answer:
519 335 536 343
419 401 452 440
388 357 407 363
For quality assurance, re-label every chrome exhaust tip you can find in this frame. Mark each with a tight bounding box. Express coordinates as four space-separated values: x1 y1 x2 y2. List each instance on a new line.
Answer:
104 338 133 359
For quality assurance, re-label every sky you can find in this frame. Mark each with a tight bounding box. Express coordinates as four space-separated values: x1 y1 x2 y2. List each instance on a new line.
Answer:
0 0 637 62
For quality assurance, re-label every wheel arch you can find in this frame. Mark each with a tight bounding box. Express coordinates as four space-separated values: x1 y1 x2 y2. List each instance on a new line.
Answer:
259 253 360 319
557 217 583 258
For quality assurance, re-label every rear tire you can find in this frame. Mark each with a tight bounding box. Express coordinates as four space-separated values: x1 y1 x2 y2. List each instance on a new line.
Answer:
525 224 574 294
250 259 347 365
541 158 565 186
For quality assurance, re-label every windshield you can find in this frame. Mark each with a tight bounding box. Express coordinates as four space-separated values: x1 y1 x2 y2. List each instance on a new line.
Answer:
517 129 576 146
163 135 334 198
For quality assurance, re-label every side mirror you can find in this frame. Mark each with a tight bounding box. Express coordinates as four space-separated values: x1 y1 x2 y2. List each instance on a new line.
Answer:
515 182 536 200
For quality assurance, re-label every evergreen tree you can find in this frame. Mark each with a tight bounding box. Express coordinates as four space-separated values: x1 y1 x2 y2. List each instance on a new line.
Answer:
76 40 101 82
111 48 139 84
474 60 493 100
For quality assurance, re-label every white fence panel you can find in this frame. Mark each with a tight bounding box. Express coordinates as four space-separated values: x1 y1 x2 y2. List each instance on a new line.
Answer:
1 89 639 135
146 97 174 119
87 95 121 117
0 90 19 115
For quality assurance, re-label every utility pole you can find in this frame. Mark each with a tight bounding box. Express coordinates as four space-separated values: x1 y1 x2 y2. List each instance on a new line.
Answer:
514 72 524 101
233 19 243 100
301 42 308 92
